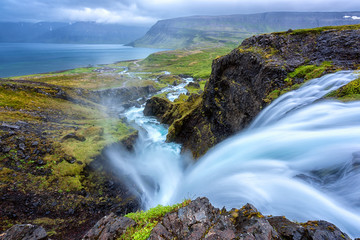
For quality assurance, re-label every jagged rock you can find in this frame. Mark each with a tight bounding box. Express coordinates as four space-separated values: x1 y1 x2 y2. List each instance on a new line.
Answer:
0 224 48 240
82 213 136 240
187 82 200 89
149 197 279 240
147 197 351 240
303 220 351 240
143 97 172 120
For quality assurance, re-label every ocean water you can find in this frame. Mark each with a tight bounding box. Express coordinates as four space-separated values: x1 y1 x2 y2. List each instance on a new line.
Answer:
0 43 162 78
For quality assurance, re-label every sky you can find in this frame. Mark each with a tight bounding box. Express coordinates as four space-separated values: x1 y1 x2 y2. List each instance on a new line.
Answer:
1 0 360 26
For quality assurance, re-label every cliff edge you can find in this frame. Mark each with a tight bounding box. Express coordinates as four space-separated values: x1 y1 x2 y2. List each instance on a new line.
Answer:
145 25 360 157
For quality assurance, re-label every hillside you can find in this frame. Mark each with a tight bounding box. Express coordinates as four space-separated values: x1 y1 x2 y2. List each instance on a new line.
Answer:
130 12 360 49
0 22 149 44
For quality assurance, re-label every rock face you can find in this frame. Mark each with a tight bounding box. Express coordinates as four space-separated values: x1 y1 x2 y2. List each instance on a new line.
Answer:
0 224 48 240
82 213 136 240
80 197 353 240
159 26 360 157
149 197 351 240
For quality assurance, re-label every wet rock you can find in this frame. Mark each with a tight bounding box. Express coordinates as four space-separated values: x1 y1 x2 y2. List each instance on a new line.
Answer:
82 213 136 240
144 97 172 120
0 224 48 240
62 132 86 142
119 131 138 151
187 82 200 88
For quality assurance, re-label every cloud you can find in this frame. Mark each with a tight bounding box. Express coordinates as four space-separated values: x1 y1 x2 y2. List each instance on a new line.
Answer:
1 0 360 25
59 7 157 25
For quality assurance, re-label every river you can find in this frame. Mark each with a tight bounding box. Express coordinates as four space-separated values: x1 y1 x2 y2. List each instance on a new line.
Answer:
108 71 360 237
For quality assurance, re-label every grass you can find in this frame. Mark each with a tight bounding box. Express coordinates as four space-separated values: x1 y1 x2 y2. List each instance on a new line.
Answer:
120 199 191 240
274 24 360 36
137 46 235 79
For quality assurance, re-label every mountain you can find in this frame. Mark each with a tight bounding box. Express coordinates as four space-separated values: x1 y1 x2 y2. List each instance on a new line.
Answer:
130 12 360 49
0 22 149 44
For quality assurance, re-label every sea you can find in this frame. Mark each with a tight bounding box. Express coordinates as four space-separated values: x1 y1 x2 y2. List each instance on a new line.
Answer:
0 43 162 78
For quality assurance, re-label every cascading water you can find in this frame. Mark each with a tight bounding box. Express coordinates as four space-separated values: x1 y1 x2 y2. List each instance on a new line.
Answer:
108 71 360 237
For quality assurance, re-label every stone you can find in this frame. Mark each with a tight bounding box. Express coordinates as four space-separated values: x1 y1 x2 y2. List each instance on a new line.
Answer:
0 224 48 240
19 143 26 151
82 213 136 240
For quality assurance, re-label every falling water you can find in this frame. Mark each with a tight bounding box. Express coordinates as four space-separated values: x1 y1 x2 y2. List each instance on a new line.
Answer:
108 71 360 237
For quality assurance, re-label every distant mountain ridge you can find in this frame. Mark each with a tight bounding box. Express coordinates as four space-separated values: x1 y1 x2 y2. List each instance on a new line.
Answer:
130 12 360 49
0 22 149 44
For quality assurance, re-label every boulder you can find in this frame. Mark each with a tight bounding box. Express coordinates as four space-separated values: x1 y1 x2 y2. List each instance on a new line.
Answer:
82 213 136 240
0 224 48 240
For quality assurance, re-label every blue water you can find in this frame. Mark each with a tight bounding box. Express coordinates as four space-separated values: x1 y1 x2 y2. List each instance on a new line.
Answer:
0 43 162 78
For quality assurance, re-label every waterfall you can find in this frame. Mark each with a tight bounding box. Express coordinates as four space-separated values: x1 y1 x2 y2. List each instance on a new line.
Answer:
109 71 360 237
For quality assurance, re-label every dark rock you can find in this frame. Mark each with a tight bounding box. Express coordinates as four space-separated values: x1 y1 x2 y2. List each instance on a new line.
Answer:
119 131 138 151
82 213 136 240
18 143 26 151
268 216 306 240
144 97 172 120
62 132 86 142
17 150 25 158
36 160 45 165
187 82 200 89
303 220 351 240
3 146 11 153
0 224 48 240
31 141 39 146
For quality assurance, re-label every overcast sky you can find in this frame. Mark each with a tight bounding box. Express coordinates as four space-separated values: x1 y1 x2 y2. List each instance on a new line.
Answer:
1 0 360 26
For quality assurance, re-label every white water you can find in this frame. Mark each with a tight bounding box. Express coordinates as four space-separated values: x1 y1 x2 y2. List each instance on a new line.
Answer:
109 71 360 237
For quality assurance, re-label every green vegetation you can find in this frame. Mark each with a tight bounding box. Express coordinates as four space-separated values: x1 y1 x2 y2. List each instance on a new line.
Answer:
137 47 235 79
326 76 360 101
274 24 360 36
264 61 337 103
121 199 191 240
284 61 334 84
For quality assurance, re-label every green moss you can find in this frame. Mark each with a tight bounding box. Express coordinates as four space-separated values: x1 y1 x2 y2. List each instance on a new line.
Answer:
326 77 360 101
120 199 191 240
287 61 333 82
263 61 336 103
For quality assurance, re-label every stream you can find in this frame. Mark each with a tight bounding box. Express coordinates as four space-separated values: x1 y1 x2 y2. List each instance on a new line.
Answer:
108 71 360 237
